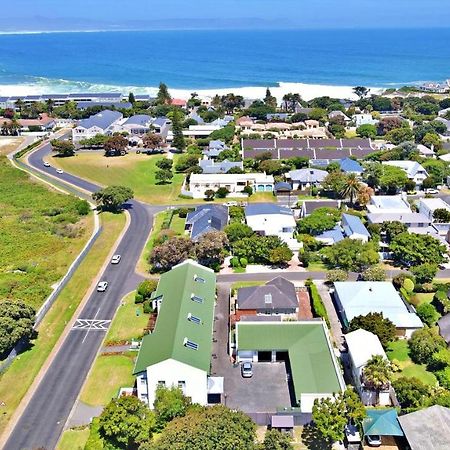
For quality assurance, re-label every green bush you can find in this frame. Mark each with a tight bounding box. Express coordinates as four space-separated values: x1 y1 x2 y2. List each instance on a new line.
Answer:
416 303 439 326
143 300 153 314
74 199 91 215
308 283 330 327
230 257 240 268
403 278 415 293
134 293 144 304
239 257 248 268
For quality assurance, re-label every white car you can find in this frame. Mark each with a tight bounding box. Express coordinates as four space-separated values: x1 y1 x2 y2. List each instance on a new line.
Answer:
241 361 253 378
56 168 64 174
366 435 382 447
97 281 108 292
43 161 50 167
223 201 238 207
111 255 121 264
425 188 439 194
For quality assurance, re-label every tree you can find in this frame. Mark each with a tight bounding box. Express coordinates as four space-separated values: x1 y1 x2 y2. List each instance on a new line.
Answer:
356 124 377 138
143 133 163 151
174 153 198 172
409 328 447 366
363 355 393 403
147 405 256 450
326 269 349 283
215 187 229 198
154 385 191 430
171 109 186 151
416 303 439 327
221 93 245 114
0 300 36 355
297 207 341 235
156 82 171 105
128 92 136 104
361 265 386 281
98 396 156 449
135 279 158 304
232 236 290 265
268 246 293 266
224 222 254 243
259 159 285 175
323 239 379 272
410 263 438 284
322 171 348 197
79 133 109 148
390 232 446 267
195 231 229 269
392 377 430 410
261 429 293 450
385 127 415 145
353 86 370 99
263 88 277 109
348 312 396 348
357 186 374 207
422 132 442 151
312 395 347 444
343 387 367 427
379 165 408 193
155 158 173 171
150 237 195 272
433 208 450 223
340 173 361 205
50 139 75 157
380 221 407 243
92 185 134 211
104 134 128 156
155 169 173 184
204 189 215 201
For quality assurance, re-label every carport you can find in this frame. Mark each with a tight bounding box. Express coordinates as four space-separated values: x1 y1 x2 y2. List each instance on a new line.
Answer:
362 409 404 444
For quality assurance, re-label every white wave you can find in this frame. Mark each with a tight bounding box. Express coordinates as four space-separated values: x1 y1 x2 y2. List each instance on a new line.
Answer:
0 76 385 101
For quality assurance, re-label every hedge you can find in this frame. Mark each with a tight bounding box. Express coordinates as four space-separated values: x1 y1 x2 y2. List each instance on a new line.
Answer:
308 282 330 327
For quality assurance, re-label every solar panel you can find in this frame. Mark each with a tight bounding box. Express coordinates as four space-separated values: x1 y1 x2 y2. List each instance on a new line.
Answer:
188 313 202 325
184 338 199 350
191 295 204 303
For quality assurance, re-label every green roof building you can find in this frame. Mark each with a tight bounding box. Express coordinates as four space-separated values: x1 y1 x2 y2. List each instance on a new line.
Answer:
134 260 216 407
236 321 344 412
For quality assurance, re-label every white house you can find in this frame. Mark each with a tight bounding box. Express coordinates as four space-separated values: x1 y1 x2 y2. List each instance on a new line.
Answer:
383 161 428 188
366 195 412 214
72 110 123 143
418 197 450 221
355 113 378 127
245 203 299 250
188 173 274 199
345 329 391 406
133 260 220 408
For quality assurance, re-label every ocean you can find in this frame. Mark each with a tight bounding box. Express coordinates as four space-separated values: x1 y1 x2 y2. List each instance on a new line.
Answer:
0 28 450 97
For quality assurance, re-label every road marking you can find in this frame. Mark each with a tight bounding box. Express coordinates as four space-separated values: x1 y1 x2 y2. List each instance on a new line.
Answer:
80 307 105 343
72 319 111 331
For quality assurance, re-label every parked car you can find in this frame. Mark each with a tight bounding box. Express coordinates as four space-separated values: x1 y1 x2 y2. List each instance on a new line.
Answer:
223 201 238 207
56 168 64 174
97 281 108 292
111 255 121 264
241 361 253 378
366 435 382 447
425 188 439 195
43 161 50 167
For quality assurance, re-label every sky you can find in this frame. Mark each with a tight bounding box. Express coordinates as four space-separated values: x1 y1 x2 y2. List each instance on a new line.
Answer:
1 0 450 31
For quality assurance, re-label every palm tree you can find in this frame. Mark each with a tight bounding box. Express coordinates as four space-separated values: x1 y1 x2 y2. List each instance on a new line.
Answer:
46 98 55 115
14 98 24 114
362 355 393 405
340 173 361 205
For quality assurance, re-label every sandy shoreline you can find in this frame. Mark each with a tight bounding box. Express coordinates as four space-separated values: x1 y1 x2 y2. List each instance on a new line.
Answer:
0 81 384 102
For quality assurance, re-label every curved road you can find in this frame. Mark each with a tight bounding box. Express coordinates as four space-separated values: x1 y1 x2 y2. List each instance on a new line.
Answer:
4 143 162 450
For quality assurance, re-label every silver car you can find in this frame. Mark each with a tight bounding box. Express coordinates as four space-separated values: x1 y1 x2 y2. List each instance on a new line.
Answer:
97 281 108 292
111 255 121 264
241 361 253 378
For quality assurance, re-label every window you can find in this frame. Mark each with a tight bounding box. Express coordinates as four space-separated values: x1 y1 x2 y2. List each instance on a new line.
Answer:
157 381 166 387
188 313 202 325
178 381 186 394
183 337 199 350
194 275 205 283
191 294 203 304
153 294 163 302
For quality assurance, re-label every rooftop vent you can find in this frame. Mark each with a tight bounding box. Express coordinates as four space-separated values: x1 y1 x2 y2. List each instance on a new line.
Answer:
187 313 202 325
183 337 199 350
264 294 273 304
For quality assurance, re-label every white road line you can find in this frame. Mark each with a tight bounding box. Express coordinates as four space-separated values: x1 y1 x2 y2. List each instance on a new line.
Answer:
82 307 102 343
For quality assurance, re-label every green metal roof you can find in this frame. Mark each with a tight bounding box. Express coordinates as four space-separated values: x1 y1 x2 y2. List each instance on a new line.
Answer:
236 322 343 397
363 409 404 437
133 260 216 375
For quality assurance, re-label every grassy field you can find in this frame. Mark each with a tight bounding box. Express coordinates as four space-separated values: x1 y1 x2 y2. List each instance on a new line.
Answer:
387 340 437 386
0 155 95 310
0 137 25 156
0 212 126 435
105 291 149 344
80 353 135 407
56 427 90 450
48 151 277 205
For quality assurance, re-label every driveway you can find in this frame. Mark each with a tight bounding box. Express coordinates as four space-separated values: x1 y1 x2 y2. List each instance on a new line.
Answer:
212 284 291 413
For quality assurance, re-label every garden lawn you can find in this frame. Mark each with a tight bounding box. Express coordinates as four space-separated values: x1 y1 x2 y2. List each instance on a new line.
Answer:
0 212 126 434
57 427 89 450
387 340 437 386
105 291 149 344
80 353 135 407
409 292 435 308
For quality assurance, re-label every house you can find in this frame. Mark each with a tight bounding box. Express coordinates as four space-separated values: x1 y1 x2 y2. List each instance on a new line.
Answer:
236 277 298 317
72 110 123 143
339 157 364 174
245 203 299 250
133 260 219 408
345 329 390 406
171 98 187 107
418 198 450 221
383 161 428 188
317 213 370 245
185 205 228 241
235 321 345 412
436 117 450 136
367 212 431 228
76 101 132 110
417 143 436 158
363 409 404 445
118 114 153 135
203 139 228 158
198 158 243 174
17 113 56 132
419 81 450 94
328 110 351 123
398 405 450 450
366 195 411 214
287 168 328 190
300 200 341 218
334 281 423 338
355 113 378 127
438 313 450 344
188 173 274 199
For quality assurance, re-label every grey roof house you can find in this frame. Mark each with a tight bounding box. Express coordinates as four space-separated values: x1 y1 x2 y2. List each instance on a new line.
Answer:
287 168 328 190
236 277 298 314
203 139 229 158
438 313 450 344
198 158 243 174
300 200 341 218
316 213 370 245
185 205 228 241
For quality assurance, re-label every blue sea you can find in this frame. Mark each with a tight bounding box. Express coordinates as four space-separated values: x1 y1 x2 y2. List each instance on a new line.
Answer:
0 28 450 94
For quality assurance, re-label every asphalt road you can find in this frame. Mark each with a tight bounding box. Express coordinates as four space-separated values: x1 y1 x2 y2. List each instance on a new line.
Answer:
4 143 162 450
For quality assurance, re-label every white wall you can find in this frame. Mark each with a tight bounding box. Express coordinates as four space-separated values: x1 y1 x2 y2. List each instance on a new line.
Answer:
300 393 335 413
140 359 208 408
